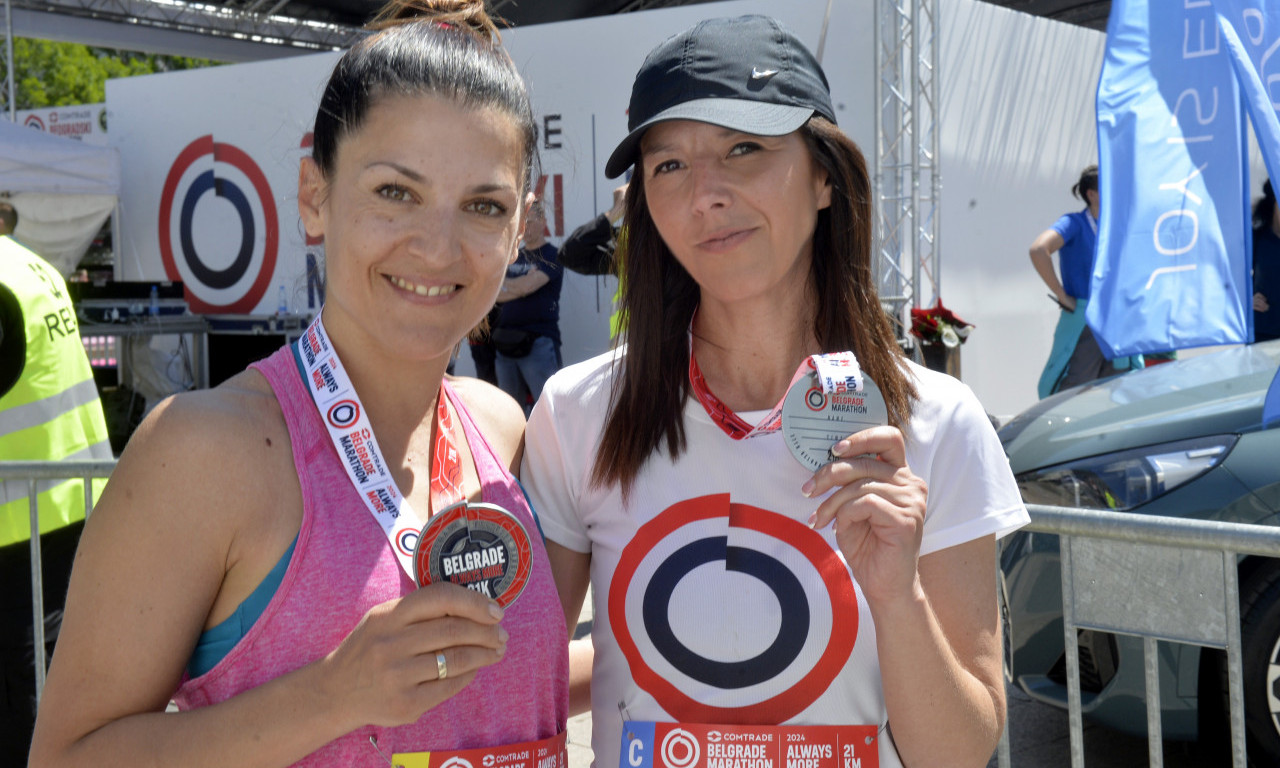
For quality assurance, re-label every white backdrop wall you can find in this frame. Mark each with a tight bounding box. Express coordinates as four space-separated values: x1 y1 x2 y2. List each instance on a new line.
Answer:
936 0 1107 417
107 0 1127 417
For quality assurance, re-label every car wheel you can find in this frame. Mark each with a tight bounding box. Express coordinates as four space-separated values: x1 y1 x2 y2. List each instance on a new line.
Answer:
1239 562 1280 764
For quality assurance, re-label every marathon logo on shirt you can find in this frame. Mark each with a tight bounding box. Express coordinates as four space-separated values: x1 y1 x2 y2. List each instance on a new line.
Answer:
339 427 380 485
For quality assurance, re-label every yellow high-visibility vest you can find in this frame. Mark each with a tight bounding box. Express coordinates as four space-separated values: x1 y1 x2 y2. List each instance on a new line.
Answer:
608 227 627 341
0 237 111 546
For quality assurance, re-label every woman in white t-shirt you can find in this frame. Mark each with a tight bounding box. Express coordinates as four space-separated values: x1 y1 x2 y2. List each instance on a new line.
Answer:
523 14 1028 768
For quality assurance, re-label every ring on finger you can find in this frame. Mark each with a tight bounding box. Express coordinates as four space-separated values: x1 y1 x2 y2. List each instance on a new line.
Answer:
436 651 448 681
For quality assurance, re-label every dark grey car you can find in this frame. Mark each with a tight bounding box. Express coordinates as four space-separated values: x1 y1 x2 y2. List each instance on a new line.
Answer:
998 341 1280 761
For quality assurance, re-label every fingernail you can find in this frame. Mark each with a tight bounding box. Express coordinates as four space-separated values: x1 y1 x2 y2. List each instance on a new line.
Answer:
489 602 505 621
496 641 507 657
498 627 510 643
801 479 815 497
807 511 817 528
832 440 850 456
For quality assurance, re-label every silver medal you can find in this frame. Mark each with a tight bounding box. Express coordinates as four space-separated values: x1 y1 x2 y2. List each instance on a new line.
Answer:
780 369 889 471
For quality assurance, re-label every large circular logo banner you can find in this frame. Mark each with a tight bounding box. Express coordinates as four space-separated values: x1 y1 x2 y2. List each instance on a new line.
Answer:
608 494 858 724
158 135 279 314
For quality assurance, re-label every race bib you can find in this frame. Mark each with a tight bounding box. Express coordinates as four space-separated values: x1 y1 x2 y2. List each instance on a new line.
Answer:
393 729 567 768
619 722 878 768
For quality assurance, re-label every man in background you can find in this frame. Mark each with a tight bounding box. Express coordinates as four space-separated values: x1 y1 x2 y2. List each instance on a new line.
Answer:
492 199 563 414
0 200 111 764
560 182 627 341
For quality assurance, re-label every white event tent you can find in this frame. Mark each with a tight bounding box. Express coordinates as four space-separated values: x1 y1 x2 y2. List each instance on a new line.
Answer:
0 117 121 275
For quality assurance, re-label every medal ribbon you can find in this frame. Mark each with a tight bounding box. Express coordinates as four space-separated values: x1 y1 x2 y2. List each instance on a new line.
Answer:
688 331 866 440
293 311 464 581
431 392 465 510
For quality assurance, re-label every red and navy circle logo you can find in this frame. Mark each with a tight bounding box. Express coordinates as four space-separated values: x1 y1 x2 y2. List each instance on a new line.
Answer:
395 526 420 558
804 387 826 411
609 494 857 724
158 135 278 314
326 399 360 430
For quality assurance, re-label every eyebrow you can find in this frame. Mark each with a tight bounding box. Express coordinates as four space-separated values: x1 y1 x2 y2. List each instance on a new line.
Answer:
641 126 754 156
368 161 517 195
370 161 425 183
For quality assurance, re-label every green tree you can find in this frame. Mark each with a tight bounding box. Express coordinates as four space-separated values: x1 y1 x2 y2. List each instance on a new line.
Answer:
0 38 219 110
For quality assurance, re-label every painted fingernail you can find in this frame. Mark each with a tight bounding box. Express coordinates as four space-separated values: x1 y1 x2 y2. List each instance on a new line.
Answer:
807 511 817 528
489 602 505 621
801 479 815 497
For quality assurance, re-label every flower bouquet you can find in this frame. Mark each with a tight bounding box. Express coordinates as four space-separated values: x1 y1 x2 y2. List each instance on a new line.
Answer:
909 299 973 348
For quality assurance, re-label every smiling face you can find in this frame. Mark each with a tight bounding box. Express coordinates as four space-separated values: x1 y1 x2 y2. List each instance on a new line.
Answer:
639 120 832 310
299 92 526 361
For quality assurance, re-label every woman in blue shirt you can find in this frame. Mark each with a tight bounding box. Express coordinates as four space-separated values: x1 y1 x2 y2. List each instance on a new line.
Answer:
1030 165 1116 396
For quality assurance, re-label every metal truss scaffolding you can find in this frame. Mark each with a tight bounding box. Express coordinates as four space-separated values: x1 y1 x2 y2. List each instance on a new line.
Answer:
875 0 940 345
0 0 944 323
4 0 362 61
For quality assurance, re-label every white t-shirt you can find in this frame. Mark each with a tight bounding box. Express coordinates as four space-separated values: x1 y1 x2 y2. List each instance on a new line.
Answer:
522 351 1028 768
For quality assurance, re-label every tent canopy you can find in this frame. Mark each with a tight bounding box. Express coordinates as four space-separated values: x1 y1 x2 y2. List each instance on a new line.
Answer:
0 119 121 275
0 118 120 197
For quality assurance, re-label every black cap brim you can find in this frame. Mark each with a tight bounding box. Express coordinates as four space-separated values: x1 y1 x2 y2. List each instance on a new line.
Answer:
604 98 816 179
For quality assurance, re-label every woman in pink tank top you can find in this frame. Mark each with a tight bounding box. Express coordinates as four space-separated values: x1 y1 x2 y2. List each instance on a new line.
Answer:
29 2 569 765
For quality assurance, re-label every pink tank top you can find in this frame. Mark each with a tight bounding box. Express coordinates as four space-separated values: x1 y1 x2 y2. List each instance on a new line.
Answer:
172 346 568 765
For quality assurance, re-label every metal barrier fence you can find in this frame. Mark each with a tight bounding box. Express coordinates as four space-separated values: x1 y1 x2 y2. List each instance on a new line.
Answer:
8 462 1280 766
998 504 1280 768
1 459 117 706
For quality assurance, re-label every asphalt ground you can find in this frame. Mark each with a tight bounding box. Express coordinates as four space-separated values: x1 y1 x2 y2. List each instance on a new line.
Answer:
986 684 1207 768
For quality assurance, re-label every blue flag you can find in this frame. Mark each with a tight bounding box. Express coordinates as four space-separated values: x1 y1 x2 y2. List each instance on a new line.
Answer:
1212 0 1280 427
1090 0 1253 356
1213 0 1280 185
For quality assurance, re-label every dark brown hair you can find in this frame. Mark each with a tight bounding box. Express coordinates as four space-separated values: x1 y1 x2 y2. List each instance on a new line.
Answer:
0 202 17 236
1071 164 1098 202
590 116 918 497
311 0 537 194
1255 179 1276 231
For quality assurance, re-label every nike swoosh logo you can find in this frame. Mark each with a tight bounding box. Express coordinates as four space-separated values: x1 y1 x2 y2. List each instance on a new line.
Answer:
751 67 778 79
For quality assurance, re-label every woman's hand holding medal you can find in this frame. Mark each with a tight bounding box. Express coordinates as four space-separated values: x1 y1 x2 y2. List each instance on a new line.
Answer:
319 582 508 729
802 425 929 607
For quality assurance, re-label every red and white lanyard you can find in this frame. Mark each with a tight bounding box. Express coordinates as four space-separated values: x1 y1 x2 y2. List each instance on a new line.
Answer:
293 312 464 580
687 331 866 440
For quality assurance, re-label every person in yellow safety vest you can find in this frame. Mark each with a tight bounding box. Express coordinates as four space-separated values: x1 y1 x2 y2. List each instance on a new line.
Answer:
0 201 111 766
